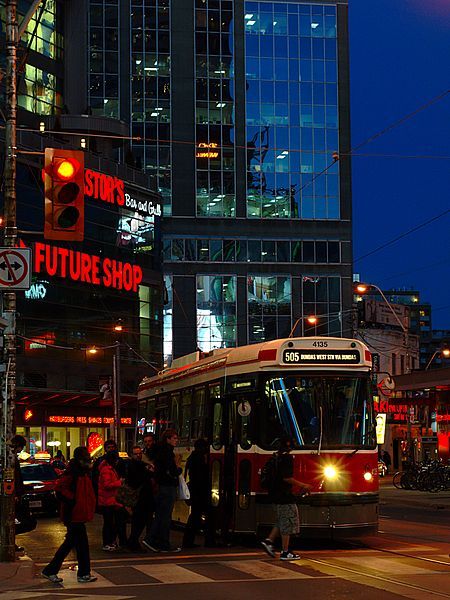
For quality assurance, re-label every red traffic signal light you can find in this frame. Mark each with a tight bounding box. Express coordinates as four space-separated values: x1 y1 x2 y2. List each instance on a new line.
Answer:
44 148 85 241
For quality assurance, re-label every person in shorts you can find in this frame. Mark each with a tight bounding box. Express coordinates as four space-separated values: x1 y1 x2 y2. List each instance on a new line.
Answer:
261 437 311 561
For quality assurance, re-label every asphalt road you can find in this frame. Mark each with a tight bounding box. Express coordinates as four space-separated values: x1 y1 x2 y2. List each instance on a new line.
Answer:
3 483 450 600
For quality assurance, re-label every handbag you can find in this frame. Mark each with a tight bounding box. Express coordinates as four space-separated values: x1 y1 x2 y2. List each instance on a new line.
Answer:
115 483 141 509
177 475 190 501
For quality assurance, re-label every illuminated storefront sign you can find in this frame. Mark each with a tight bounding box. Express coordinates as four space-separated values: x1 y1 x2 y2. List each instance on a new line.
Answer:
196 142 220 159
48 415 132 425
25 282 48 300
85 169 161 218
374 399 409 422
376 414 387 444
33 242 143 292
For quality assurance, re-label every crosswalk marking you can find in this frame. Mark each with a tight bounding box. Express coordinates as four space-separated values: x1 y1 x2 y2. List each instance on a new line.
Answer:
56 568 112 589
134 563 213 584
222 559 312 580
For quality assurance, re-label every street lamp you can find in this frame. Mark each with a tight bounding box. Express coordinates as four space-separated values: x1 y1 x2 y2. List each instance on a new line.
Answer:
289 315 318 337
86 340 122 450
355 282 410 372
425 348 450 370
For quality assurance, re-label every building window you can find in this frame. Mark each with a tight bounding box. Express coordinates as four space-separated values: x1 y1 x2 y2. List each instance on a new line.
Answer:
248 275 291 343
197 275 237 351
129 0 172 215
302 275 342 336
195 1 236 217
245 2 339 219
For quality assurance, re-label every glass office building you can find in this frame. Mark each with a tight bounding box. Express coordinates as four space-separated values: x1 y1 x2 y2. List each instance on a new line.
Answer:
78 0 352 364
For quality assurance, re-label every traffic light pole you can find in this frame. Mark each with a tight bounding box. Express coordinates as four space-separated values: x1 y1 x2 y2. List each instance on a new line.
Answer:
1 0 18 562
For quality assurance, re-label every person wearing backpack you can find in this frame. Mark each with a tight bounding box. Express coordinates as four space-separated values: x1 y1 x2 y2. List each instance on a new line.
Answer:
41 446 97 584
260 437 311 561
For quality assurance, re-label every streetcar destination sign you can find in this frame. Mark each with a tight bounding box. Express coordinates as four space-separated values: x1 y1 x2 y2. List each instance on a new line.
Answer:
282 349 361 364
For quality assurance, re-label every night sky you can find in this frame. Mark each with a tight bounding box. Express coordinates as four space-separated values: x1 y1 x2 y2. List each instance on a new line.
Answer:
349 0 450 329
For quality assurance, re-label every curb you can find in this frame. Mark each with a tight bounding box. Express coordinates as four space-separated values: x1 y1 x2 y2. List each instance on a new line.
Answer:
0 555 36 589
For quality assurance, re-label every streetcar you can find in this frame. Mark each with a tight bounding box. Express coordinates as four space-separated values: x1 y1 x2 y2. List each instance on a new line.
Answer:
137 337 378 539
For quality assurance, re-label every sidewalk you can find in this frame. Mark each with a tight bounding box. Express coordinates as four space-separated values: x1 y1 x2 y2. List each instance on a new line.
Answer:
0 554 35 590
379 475 450 510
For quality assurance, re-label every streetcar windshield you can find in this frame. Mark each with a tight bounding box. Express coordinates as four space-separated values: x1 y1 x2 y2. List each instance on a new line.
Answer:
263 375 375 449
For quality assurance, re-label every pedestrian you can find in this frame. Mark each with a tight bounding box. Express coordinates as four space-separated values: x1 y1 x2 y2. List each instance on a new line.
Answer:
260 437 311 561
52 450 67 474
11 434 29 553
98 448 128 551
41 446 97 584
382 450 392 474
143 428 182 553
182 438 214 548
92 439 118 495
142 432 155 463
126 445 155 552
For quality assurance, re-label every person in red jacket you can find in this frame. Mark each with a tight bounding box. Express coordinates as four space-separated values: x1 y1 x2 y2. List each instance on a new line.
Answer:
42 446 97 584
98 449 127 551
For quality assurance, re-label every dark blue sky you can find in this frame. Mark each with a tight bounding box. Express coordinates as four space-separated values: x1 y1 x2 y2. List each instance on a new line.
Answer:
349 0 450 329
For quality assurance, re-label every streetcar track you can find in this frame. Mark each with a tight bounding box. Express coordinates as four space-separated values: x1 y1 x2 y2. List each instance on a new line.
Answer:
305 556 450 598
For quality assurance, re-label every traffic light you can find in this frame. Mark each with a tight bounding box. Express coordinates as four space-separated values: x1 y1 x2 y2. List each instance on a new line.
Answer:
44 148 84 241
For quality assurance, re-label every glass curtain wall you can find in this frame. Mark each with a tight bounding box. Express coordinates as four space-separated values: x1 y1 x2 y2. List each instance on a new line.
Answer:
196 275 237 351
195 0 236 217
302 275 342 336
88 0 120 118
1 0 63 115
248 275 291 342
131 0 172 214
245 2 339 219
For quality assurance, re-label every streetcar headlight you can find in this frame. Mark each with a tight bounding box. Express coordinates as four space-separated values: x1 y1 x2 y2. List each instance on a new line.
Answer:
363 471 373 482
323 465 338 480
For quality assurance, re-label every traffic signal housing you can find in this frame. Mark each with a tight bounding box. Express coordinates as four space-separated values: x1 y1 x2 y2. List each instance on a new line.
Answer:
44 148 84 241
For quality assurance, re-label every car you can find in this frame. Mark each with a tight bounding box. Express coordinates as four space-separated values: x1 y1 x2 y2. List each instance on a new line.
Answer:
20 462 60 516
378 460 387 478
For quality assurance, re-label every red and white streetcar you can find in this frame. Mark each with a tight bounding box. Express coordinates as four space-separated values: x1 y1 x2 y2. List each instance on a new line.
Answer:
137 336 378 539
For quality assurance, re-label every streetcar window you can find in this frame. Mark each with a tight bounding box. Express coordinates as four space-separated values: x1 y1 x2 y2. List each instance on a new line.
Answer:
191 388 206 439
170 393 180 432
263 376 375 449
180 389 192 439
212 402 223 450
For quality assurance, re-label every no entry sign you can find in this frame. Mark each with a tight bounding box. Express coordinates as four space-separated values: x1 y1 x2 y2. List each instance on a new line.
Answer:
0 248 32 290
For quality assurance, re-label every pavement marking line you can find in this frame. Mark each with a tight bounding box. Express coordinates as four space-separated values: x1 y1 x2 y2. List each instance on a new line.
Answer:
54 568 112 589
36 551 262 567
334 556 440 575
305 557 450 600
219 559 312 580
134 563 215 584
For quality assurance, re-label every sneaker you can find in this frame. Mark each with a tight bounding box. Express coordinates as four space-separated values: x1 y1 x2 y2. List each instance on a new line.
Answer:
160 546 181 553
42 572 63 583
261 539 276 558
102 545 116 552
142 539 160 552
77 575 98 583
280 551 301 561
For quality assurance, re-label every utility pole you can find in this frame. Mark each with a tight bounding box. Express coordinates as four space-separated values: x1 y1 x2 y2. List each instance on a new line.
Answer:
112 342 121 450
0 0 18 563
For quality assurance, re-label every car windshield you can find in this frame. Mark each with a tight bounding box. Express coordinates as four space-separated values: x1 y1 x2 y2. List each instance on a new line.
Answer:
21 464 58 481
264 374 375 449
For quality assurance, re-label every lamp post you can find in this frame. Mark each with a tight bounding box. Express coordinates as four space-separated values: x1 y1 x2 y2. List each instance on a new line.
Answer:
355 283 410 373
288 315 318 338
88 341 122 450
425 348 450 370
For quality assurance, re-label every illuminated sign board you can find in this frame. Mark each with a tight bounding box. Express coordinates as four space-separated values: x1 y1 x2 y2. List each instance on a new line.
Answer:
374 398 409 422
376 414 387 444
282 349 360 364
33 242 143 292
84 169 161 219
196 142 220 159
48 415 132 425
